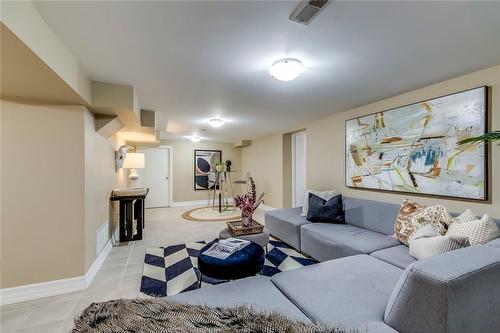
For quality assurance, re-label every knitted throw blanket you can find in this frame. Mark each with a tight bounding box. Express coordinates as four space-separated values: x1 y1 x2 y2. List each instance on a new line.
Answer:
72 298 350 333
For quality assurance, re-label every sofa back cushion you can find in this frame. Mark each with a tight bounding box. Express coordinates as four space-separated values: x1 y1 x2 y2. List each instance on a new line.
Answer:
384 245 500 333
344 197 401 235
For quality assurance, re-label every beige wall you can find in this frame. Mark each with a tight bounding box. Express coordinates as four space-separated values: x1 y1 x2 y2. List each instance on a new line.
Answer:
0 101 125 287
241 133 284 209
0 101 86 288
84 110 126 270
158 140 242 203
307 65 500 217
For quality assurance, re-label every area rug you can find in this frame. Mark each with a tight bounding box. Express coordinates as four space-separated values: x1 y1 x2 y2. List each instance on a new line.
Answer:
182 206 241 222
73 298 348 333
140 239 317 297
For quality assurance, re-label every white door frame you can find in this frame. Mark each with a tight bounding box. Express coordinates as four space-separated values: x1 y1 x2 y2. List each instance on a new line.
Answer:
291 131 306 207
159 145 174 207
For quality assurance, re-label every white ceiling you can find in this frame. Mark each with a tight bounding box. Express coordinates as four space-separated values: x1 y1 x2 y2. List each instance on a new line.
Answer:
34 1 500 143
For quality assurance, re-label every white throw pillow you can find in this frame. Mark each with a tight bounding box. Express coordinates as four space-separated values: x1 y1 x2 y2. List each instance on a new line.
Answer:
409 224 470 260
454 209 477 223
301 189 337 216
447 213 499 245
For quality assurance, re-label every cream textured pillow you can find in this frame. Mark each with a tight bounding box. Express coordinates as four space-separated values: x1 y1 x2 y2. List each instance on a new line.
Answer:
393 200 426 245
447 213 499 245
454 209 477 223
409 224 470 260
410 205 454 235
301 190 337 216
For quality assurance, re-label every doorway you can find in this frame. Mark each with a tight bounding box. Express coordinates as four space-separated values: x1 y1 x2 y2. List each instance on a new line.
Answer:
292 131 307 208
136 146 172 208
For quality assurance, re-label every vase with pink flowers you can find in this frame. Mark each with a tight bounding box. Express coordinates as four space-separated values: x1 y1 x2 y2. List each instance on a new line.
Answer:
234 177 265 227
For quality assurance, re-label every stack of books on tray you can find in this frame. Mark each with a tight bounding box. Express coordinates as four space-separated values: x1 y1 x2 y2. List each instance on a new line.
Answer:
202 238 250 259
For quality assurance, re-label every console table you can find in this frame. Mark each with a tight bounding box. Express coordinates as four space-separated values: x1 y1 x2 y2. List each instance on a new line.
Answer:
110 188 149 242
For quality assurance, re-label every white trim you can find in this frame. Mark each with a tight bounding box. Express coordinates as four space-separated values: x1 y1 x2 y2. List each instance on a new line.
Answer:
291 131 307 208
0 276 86 306
84 237 113 287
159 145 174 207
171 199 209 207
0 237 113 306
171 198 237 208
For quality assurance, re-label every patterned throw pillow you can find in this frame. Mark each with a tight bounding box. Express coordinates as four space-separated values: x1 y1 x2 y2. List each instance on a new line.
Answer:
409 224 470 260
447 213 499 245
394 200 426 245
410 205 454 235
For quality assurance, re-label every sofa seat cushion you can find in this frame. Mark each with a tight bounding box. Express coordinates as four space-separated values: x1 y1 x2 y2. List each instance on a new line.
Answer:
371 245 416 269
271 254 402 330
300 223 401 262
168 276 310 322
265 207 310 250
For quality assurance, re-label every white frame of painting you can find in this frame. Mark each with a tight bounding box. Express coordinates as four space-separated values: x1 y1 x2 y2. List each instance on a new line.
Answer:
345 86 489 201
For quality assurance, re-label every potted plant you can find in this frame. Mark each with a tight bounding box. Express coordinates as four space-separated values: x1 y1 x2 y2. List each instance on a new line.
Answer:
234 177 265 227
458 131 500 146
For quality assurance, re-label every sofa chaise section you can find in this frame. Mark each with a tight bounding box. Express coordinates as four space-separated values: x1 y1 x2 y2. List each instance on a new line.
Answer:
271 254 403 331
301 223 400 262
169 276 310 322
265 207 310 250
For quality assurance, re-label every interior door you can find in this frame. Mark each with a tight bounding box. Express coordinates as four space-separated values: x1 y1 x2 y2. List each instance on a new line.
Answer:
292 132 307 208
137 147 170 208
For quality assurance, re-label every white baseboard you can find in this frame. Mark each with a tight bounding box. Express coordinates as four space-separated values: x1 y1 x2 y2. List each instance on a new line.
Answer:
84 237 113 287
171 198 235 207
0 276 86 306
171 199 210 207
0 237 114 306
171 200 274 211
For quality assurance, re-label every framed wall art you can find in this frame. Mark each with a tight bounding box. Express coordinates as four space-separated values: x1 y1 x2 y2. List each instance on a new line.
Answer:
194 149 222 190
345 86 488 201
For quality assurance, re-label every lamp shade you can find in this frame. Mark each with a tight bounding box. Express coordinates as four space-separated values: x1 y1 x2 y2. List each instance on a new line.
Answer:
123 153 145 169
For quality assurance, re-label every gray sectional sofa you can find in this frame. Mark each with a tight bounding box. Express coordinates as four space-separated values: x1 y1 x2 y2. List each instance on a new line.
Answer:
169 197 500 332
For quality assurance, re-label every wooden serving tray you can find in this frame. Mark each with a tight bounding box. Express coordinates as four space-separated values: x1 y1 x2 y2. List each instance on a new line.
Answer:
227 220 264 236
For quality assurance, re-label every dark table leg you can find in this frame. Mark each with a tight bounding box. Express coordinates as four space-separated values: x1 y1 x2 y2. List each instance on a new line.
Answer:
134 198 143 241
218 193 222 213
119 201 126 242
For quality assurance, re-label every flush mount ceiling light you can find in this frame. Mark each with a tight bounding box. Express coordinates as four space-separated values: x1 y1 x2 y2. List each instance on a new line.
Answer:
208 118 225 128
269 58 305 81
191 136 201 143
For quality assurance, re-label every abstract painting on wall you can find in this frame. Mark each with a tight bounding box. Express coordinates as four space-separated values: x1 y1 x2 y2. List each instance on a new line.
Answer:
345 87 488 200
194 149 222 190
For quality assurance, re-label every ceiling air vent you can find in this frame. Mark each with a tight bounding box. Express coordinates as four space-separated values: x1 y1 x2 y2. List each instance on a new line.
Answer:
289 0 329 25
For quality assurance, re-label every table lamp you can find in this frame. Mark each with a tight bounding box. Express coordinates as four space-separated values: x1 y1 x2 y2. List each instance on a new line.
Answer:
123 153 145 180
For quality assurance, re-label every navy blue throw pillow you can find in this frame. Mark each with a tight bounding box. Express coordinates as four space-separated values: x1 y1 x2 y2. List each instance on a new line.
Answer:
306 193 345 223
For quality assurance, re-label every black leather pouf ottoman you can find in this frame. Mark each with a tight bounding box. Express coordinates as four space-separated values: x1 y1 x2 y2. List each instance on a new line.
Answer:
197 240 265 286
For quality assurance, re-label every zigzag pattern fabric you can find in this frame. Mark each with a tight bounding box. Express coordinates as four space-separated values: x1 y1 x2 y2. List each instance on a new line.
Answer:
140 239 317 297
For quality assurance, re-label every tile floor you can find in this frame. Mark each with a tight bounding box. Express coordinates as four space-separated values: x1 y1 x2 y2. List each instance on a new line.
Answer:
0 205 266 333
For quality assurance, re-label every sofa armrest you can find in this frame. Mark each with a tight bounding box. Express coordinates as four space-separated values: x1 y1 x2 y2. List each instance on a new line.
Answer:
384 245 500 333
